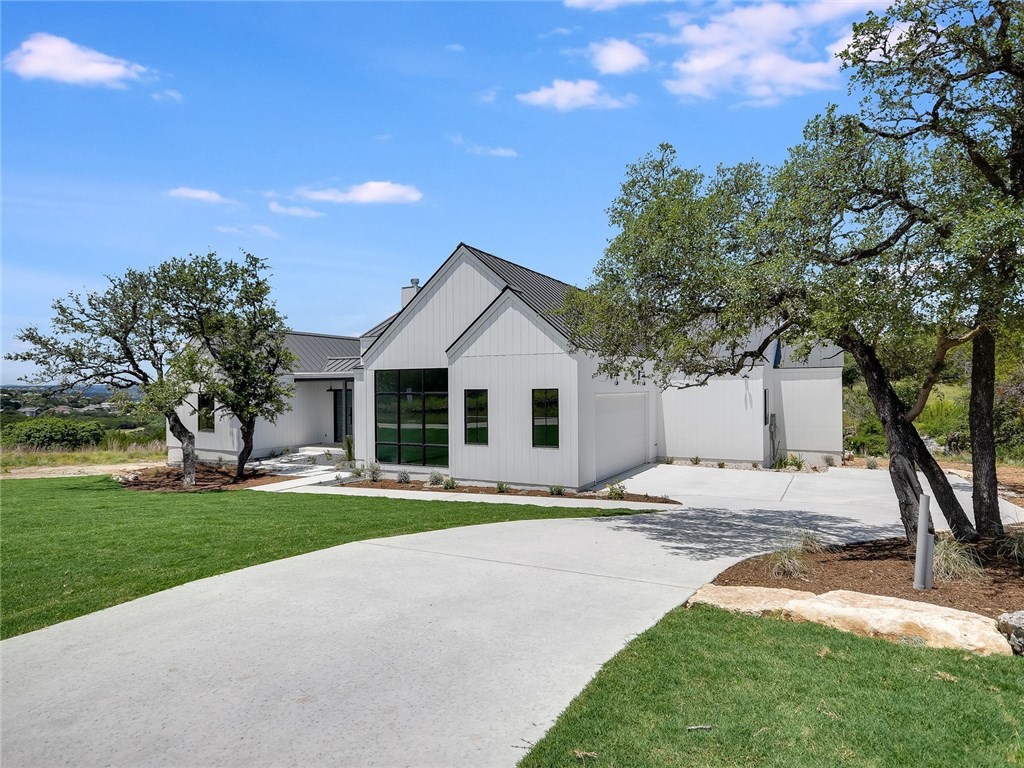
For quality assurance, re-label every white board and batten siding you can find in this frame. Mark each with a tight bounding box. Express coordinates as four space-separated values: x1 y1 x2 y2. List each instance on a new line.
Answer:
357 252 504 465
661 368 767 463
449 292 579 488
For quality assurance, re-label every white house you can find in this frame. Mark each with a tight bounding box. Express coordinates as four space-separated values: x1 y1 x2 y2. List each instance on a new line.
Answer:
168 243 842 488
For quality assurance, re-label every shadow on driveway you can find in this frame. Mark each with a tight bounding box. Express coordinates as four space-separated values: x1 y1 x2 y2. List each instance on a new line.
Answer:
596 506 904 561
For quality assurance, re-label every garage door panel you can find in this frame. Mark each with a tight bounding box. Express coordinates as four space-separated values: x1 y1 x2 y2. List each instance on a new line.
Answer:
595 393 647 482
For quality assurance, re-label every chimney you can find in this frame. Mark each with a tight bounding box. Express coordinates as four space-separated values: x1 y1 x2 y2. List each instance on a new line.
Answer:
401 278 420 308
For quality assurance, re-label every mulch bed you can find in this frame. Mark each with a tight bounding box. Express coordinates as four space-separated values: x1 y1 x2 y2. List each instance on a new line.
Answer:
344 478 679 505
117 465 287 492
713 530 1024 619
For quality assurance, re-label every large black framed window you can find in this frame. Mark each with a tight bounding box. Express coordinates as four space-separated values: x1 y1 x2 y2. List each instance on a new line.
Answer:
198 393 215 433
465 389 488 445
375 369 448 465
532 388 558 448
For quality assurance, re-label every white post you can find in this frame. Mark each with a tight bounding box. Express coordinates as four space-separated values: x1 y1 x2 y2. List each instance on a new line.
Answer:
913 494 934 590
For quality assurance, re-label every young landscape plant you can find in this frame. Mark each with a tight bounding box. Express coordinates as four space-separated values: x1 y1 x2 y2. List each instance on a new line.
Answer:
549 484 564 496
442 476 458 490
396 470 411 484
367 462 382 482
428 470 444 486
496 481 510 494
933 536 985 583
606 482 626 500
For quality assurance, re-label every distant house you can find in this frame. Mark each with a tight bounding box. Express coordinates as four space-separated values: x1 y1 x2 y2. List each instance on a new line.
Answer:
17 406 42 417
169 243 843 488
52 406 73 416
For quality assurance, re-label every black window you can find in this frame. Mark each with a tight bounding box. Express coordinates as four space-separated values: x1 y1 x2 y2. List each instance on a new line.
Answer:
764 389 770 426
375 369 448 465
465 389 488 445
532 389 558 448
198 393 215 433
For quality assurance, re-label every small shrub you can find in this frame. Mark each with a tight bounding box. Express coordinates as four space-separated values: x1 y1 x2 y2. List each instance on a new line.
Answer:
606 482 626 500
796 530 828 554
334 460 349 471
717 461 726 469
367 462 382 482
866 456 879 470
786 453 804 470
428 469 444 486
772 454 788 470
933 536 984 583
306 455 317 465
824 454 836 467
662 456 674 465
396 470 411 484
690 456 701 465
350 464 364 478
549 484 564 496
496 481 511 494
442 476 458 490
343 434 355 463
767 546 807 579
751 461 760 469
2 418 106 450
998 528 1024 564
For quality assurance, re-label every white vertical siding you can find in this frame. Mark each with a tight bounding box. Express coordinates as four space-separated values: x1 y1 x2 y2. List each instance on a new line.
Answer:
774 367 843 461
449 296 578 487
661 369 766 463
365 252 502 370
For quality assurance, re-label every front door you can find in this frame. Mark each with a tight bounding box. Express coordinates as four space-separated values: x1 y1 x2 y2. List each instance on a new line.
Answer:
333 381 354 443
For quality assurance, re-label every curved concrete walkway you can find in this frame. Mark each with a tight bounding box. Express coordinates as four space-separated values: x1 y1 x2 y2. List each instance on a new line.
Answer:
3 466 1014 768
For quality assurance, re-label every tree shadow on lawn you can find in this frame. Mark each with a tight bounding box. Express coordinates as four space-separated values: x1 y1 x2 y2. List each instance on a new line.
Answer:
596 505 904 561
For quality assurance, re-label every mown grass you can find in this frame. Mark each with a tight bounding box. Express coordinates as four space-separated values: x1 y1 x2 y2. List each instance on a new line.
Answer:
521 605 1024 768
0 442 166 470
0 476 636 639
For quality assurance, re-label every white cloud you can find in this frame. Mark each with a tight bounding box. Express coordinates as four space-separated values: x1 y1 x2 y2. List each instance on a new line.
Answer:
449 134 518 158
589 38 649 74
296 181 423 205
660 1 888 106
476 87 499 104
269 200 324 218
152 88 183 103
516 79 634 111
168 187 233 204
445 43 465 53
215 225 244 235
3 33 147 88
565 0 671 10
539 26 577 38
252 225 279 239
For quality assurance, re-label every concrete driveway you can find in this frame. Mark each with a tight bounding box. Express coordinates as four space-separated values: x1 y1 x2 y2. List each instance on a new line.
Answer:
2 466 1016 768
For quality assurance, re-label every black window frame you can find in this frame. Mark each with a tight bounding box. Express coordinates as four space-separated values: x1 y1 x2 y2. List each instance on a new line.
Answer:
197 393 216 433
531 388 559 448
375 368 449 466
764 388 770 426
464 389 488 445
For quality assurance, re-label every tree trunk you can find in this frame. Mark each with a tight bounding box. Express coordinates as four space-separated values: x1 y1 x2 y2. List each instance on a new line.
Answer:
839 332 978 543
236 418 256 480
166 411 196 487
970 327 1004 537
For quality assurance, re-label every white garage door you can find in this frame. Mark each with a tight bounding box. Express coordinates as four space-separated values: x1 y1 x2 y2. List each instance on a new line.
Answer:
594 393 648 482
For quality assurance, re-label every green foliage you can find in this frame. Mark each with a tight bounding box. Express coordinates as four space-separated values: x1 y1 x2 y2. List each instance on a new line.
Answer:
395 470 411 484
690 455 701 465
367 462 382 482
999 528 1024 565
343 434 355 463
866 457 879 470
442 476 458 490
933 537 985 583
428 470 444 486
606 482 626 500
824 454 836 467
787 453 804 470
495 482 510 494
767 546 807 579
1 418 106 450
549 484 564 496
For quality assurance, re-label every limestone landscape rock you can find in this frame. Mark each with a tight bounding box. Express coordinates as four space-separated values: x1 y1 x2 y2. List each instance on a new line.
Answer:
687 584 1013 656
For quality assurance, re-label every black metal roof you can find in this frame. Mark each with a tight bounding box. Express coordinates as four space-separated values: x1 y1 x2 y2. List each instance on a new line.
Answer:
322 356 364 373
360 311 399 339
461 244 574 339
286 332 360 373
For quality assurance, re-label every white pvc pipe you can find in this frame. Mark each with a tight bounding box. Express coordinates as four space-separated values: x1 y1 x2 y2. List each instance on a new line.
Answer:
913 494 934 590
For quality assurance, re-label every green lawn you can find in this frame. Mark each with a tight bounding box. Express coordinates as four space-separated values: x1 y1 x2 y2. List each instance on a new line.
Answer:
0 476 634 639
521 605 1023 768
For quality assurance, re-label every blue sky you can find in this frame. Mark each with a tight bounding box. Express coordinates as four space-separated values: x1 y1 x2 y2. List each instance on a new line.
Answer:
2 0 886 383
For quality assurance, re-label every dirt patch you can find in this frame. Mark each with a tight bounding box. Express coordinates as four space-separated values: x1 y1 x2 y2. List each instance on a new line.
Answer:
713 529 1024 619
1 461 166 480
117 464 288 492
344 478 679 505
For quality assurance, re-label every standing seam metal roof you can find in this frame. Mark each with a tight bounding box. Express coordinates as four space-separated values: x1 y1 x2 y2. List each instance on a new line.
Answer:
285 332 361 373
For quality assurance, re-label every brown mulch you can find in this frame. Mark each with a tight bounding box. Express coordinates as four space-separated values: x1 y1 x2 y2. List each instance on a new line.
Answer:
117 464 287 492
344 478 679 505
713 530 1024 619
